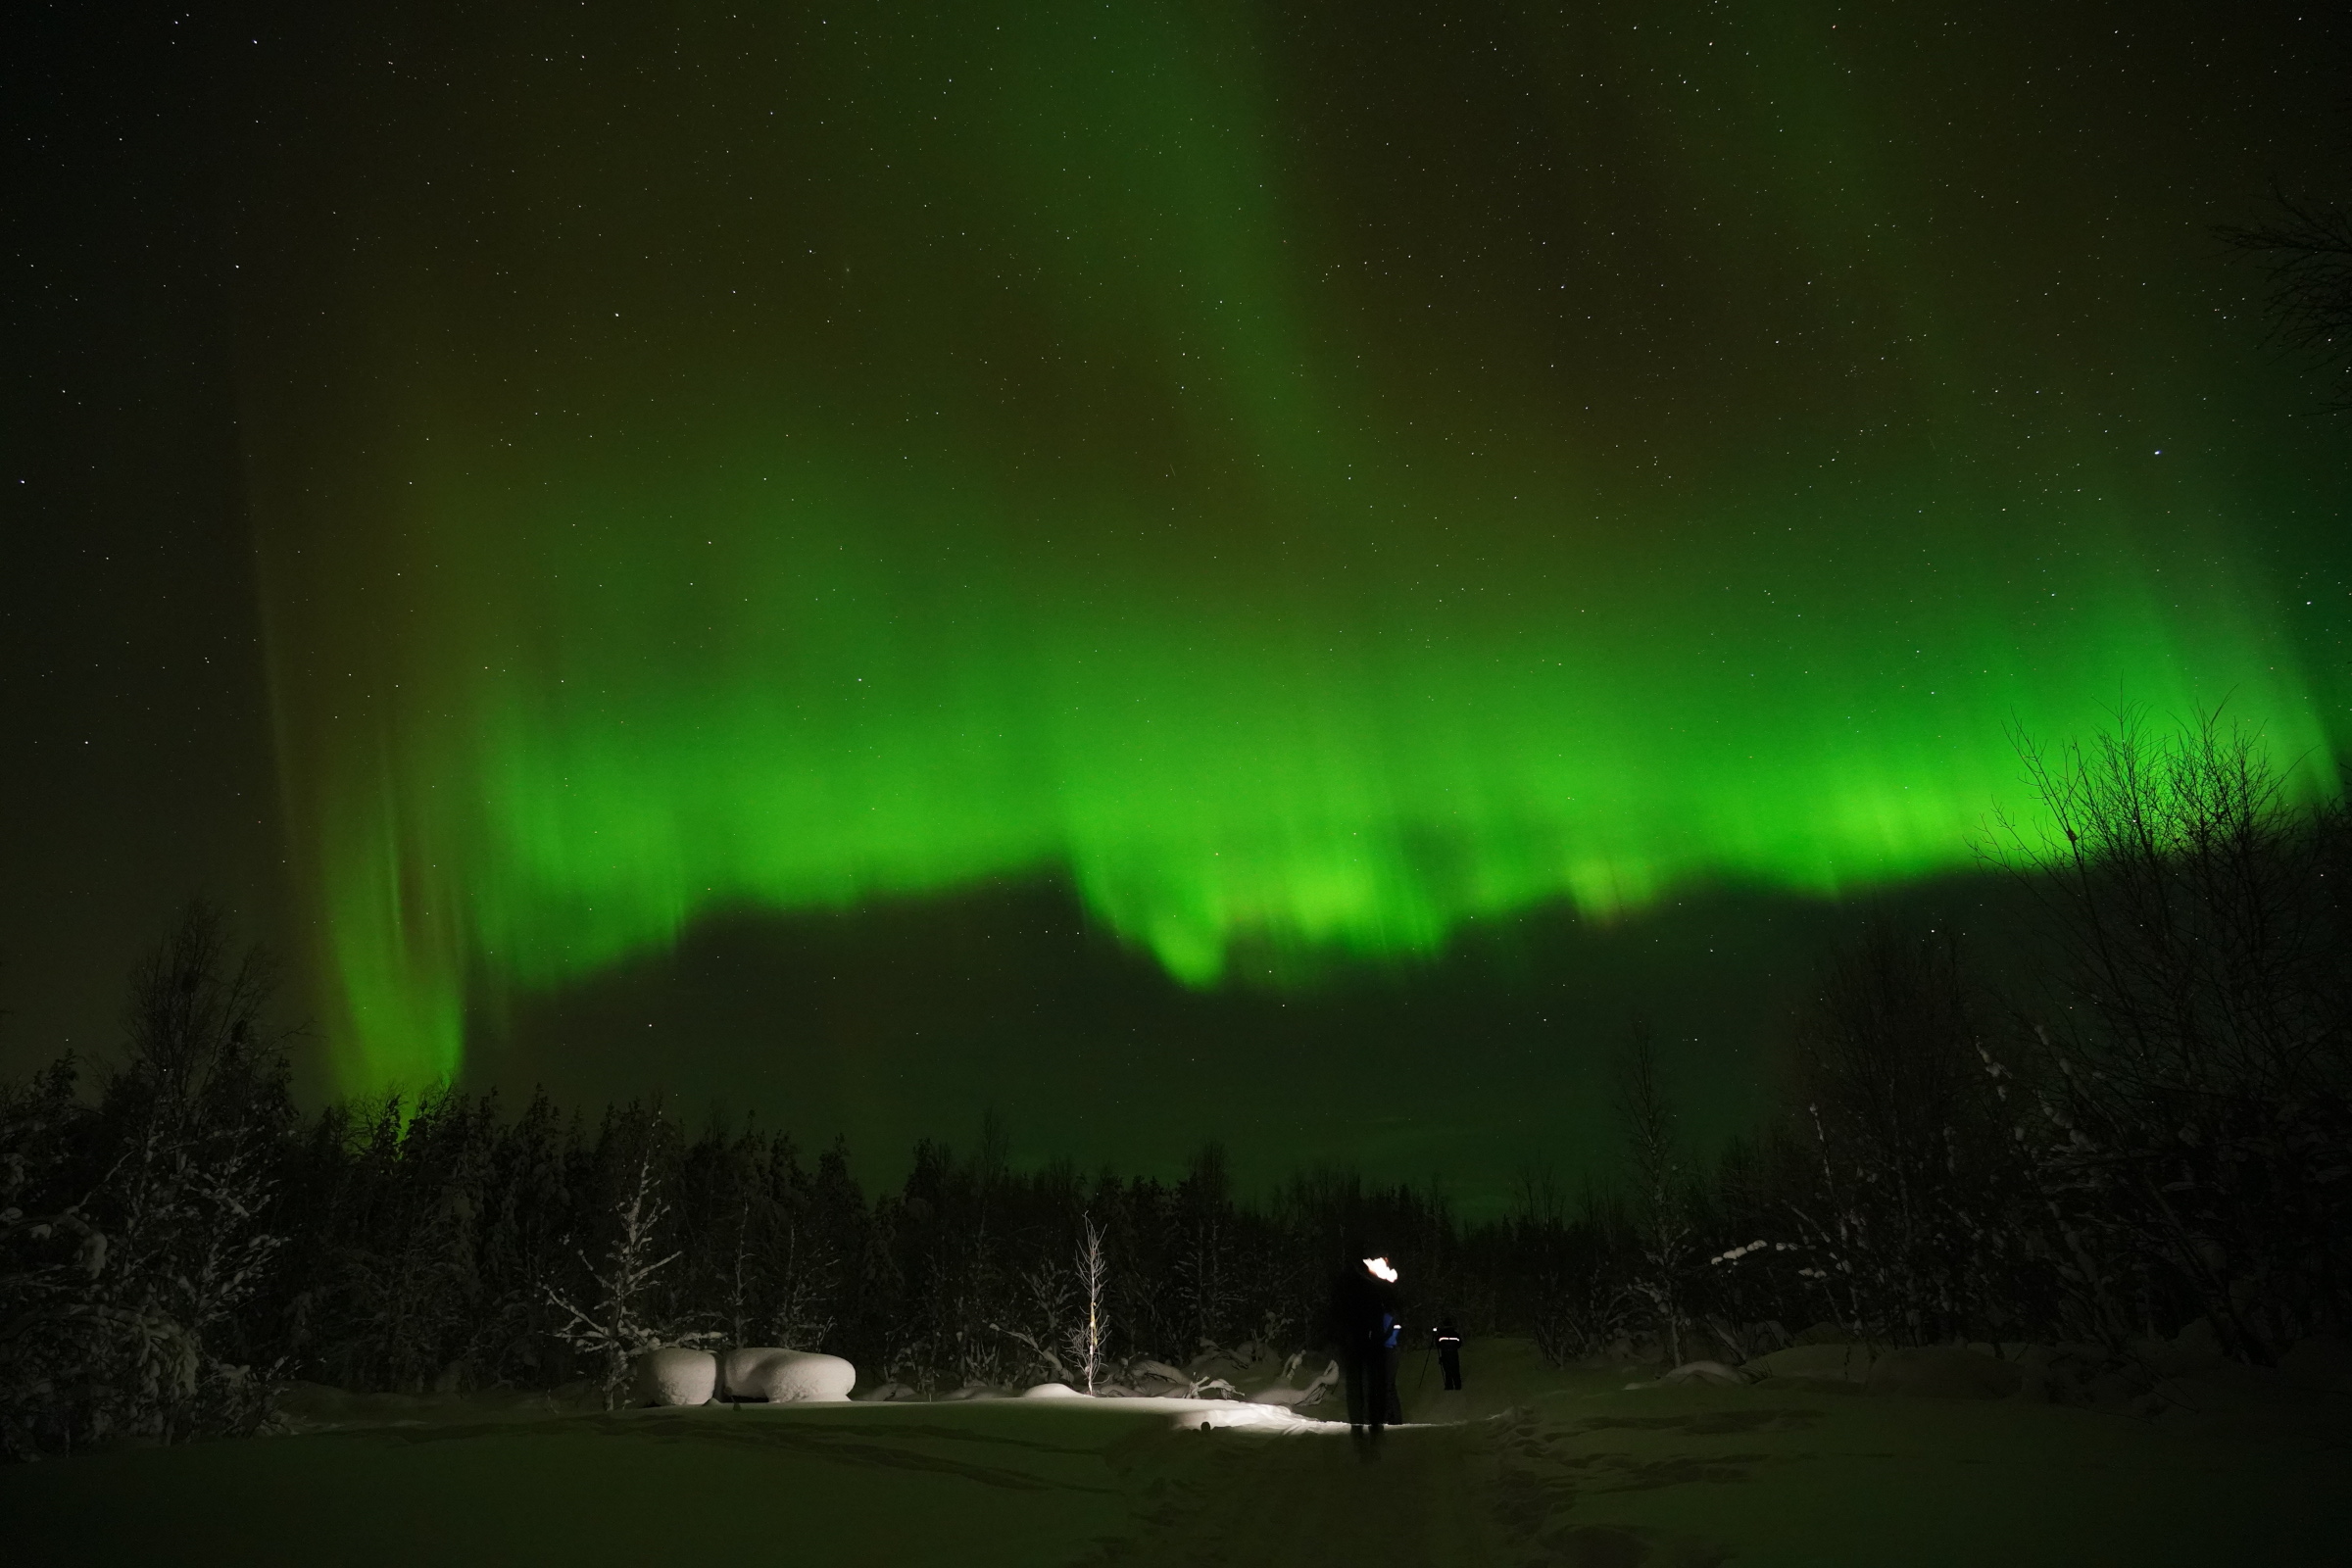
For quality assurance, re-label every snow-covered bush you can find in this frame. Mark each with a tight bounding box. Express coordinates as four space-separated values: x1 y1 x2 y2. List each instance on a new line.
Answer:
1991 710 2352 1359
545 1143 716 1407
1615 1027 1699 1364
0 1056 107 1458
1765 927 2032 1346
1 905 290 1458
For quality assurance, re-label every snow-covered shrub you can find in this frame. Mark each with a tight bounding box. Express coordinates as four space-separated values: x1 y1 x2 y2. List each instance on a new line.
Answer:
1992 710 2352 1359
1769 927 2033 1346
1 905 290 1458
545 1143 716 1407
0 1056 107 1458
987 1209 1113 1394
1615 1027 1699 1365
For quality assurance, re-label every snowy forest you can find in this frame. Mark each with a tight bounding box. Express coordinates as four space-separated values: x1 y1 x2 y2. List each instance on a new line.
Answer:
5 713 2349 1459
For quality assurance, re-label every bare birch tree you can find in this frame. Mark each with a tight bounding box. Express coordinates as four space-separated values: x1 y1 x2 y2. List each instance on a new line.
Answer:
1067 1211 1109 1395
1616 1023 1694 1365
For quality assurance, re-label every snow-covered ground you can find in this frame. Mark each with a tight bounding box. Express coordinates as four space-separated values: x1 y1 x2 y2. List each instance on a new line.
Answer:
6 1338 2346 1565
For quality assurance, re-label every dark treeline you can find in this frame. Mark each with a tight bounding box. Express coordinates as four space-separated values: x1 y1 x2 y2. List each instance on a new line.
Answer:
264 1092 1482 1406
6 712 2348 1457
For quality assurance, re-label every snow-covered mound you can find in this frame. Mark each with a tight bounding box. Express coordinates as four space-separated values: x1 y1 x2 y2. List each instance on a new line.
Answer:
722 1348 856 1402
1020 1382 1087 1398
1748 1343 1877 1382
1151 1397 1334 1433
2280 1334 2352 1394
855 1381 922 1402
633 1348 717 1406
1866 1347 2027 1399
1248 1356 1339 1407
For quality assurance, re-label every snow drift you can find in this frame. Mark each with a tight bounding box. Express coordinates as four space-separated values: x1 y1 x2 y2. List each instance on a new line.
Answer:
722 1348 857 1402
632 1348 717 1406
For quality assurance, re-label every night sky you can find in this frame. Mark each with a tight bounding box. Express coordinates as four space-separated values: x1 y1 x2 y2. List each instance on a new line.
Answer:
9 2 2349 1205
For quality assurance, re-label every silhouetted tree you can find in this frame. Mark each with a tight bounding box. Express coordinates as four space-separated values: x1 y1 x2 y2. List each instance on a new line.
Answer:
546 1134 713 1406
1 903 290 1455
1779 927 2027 1343
2220 191 2352 408
1615 1023 1695 1364
1992 709 2352 1357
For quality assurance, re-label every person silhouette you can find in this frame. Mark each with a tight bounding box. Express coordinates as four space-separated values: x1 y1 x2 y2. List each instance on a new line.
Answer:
1435 1314 1463 1391
1326 1249 1402 1446
1381 1296 1404 1424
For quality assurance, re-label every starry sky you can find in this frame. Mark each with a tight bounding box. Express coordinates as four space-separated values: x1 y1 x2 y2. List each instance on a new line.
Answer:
8 1 2349 1203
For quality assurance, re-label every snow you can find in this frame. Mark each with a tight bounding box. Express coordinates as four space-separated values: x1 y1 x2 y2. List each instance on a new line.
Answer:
2279 1334 2352 1395
37 1335 2350 1567
1866 1347 2028 1399
1147 1397 1335 1434
1745 1343 2032 1398
1247 1356 1340 1407
1000 1385 1340 1431
721 1348 856 1402
1748 1342 1876 1382
631 1348 716 1407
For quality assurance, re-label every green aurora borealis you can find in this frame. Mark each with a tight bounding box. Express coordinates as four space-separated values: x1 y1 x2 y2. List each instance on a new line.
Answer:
228 2 2348 1095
